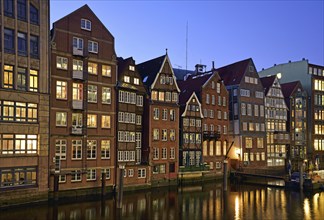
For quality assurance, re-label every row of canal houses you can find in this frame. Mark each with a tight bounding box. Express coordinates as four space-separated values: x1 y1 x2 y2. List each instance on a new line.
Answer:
0 3 320 206
48 5 309 192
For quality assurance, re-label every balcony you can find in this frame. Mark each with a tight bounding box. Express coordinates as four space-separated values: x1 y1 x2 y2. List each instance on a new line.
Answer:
71 126 83 135
73 47 84 56
72 70 84 80
72 100 83 110
203 131 220 140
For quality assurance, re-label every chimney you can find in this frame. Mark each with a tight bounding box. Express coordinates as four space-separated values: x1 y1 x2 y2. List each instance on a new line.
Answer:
195 64 206 75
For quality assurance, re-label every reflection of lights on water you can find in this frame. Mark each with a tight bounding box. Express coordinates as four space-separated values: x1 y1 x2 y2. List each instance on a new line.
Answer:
235 196 240 220
304 198 311 220
313 193 319 213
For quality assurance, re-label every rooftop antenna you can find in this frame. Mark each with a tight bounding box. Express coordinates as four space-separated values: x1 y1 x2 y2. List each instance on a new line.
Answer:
186 21 188 73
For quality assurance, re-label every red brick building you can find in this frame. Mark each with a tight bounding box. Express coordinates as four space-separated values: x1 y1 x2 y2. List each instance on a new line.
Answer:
137 53 180 185
218 58 267 168
50 5 116 193
180 65 230 176
116 57 149 186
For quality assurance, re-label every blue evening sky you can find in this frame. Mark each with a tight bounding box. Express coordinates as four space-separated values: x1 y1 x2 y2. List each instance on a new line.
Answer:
50 0 324 71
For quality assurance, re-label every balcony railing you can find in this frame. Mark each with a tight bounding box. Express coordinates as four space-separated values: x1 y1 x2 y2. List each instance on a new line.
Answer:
72 100 83 110
73 47 84 56
72 70 84 80
71 126 83 135
203 131 220 140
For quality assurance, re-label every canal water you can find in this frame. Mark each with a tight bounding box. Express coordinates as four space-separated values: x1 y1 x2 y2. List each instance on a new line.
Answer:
0 183 323 220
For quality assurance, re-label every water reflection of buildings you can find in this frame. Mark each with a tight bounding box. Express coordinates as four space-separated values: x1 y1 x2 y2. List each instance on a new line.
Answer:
1 184 323 220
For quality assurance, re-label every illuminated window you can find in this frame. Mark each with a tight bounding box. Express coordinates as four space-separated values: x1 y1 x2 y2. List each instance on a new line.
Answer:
87 114 97 128
246 137 252 148
3 65 14 89
56 112 67 127
56 56 68 70
56 81 67 99
124 76 130 83
72 83 82 100
102 65 111 77
101 115 111 128
153 129 159 140
88 62 98 75
152 91 158 100
73 60 83 71
29 69 38 92
129 65 135 71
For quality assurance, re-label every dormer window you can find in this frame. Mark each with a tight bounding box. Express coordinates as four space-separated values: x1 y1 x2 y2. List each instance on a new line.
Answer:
129 65 135 71
124 76 130 83
81 19 91 31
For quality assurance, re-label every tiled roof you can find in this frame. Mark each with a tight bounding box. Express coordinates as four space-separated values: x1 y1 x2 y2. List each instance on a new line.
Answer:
281 81 301 107
173 68 195 80
178 72 214 103
217 58 251 86
260 75 277 95
136 55 166 88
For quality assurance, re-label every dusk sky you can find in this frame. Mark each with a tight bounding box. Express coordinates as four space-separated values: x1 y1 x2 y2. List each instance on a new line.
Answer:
51 0 324 71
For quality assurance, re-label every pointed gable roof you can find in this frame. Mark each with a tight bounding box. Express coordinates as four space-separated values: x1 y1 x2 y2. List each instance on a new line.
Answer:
52 4 114 42
217 58 252 86
281 81 302 107
137 54 180 92
137 55 166 88
260 75 277 95
178 72 214 102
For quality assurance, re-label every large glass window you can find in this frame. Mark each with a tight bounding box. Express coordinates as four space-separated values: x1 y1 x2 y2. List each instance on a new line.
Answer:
4 29 14 53
0 101 37 122
30 35 39 58
17 68 27 91
29 69 38 92
0 167 37 188
72 83 83 100
17 0 27 20
3 65 14 89
18 32 27 56
30 4 39 25
4 0 14 17
0 134 37 155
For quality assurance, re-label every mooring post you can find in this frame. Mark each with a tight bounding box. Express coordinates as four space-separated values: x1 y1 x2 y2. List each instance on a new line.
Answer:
53 174 59 202
117 165 124 209
223 159 228 191
101 171 106 197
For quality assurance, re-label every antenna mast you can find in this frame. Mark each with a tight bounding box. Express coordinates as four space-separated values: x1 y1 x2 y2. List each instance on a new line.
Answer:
186 21 188 73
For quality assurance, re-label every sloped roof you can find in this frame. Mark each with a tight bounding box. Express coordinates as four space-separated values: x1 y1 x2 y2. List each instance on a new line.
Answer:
281 81 301 107
52 4 114 39
136 55 166 88
173 68 195 80
260 75 277 95
217 58 251 86
178 72 214 103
